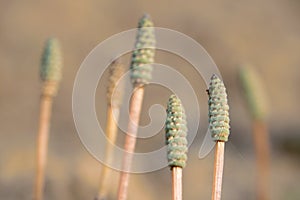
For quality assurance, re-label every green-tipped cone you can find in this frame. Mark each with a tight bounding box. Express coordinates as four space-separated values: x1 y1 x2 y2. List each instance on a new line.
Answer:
208 75 230 142
107 59 125 107
165 94 188 168
130 14 155 86
40 38 63 82
238 65 268 120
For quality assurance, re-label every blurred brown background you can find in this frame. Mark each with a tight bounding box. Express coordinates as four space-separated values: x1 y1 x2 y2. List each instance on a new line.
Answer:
1 0 300 199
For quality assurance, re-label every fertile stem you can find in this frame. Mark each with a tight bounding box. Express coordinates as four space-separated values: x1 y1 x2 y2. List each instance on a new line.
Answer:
117 14 155 200
34 38 62 200
96 60 124 200
239 66 270 200
208 74 230 200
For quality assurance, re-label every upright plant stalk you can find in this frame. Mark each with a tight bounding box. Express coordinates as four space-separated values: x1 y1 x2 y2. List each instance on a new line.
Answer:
239 66 270 200
96 59 125 200
208 75 230 200
165 95 188 200
34 38 63 200
117 14 155 200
